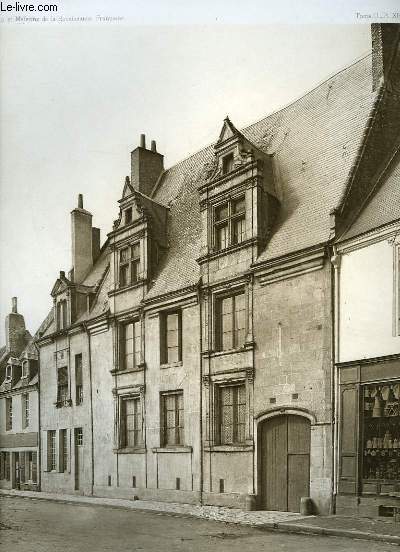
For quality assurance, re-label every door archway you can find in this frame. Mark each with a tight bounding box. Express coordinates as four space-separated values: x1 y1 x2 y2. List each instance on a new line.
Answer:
258 413 311 512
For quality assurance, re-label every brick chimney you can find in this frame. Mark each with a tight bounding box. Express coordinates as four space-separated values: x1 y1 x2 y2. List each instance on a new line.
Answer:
71 194 101 284
131 134 164 197
5 297 26 355
371 23 400 91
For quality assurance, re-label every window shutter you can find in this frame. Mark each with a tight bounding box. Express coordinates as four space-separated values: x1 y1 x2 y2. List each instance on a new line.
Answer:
339 385 359 494
120 400 127 448
160 315 167 364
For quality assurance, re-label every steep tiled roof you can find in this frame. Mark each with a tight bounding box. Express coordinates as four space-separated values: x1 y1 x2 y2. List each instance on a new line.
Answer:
339 157 400 240
46 54 376 312
145 54 375 297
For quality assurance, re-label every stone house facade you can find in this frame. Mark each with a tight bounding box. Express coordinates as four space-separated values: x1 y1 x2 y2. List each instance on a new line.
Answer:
333 24 400 519
36 24 399 515
0 298 41 491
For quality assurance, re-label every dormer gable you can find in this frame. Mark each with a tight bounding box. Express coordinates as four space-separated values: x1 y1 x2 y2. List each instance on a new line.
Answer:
113 177 147 231
198 118 280 262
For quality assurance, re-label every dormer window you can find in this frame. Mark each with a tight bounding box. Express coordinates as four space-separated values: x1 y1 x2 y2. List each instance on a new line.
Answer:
125 207 133 225
22 360 29 379
57 300 68 330
222 153 234 174
214 195 246 251
119 244 140 288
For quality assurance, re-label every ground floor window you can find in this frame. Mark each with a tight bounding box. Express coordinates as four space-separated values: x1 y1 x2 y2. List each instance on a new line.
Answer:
161 391 184 446
218 383 246 445
47 430 57 471
0 452 11 480
363 381 400 483
120 397 142 448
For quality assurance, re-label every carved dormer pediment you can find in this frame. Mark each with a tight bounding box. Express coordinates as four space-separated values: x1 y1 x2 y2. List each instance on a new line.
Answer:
217 116 242 144
51 272 71 298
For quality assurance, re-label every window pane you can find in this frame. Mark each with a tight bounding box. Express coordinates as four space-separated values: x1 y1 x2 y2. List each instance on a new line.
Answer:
215 203 229 221
166 313 180 363
232 197 245 214
162 393 183 446
234 293 246 348
134 321 141 367
120 247 131 261
216 224 228 250
221 297 233 350
132 244 140 259
119 265 129 286
232 217 245 245
220 387 234 444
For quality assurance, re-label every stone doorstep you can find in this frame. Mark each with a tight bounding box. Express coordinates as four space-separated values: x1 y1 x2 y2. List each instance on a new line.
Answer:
1 489 400 545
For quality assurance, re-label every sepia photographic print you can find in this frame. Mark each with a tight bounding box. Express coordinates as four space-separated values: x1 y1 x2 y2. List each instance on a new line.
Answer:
1 2 400 550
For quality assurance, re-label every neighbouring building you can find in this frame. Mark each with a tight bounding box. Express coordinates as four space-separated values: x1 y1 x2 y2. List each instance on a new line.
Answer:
333 24 400 519
37 23 400 515
0 298 40 490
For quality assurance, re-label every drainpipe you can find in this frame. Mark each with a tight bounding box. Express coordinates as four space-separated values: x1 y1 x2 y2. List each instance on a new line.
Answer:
330 246 341 513
84 323 95 496
35 341 41 492
198 281 203 506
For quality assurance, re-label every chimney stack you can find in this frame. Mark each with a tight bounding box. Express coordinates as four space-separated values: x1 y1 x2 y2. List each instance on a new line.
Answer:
71 194 94 284
131 134 164 197
371 23 400 91
5 297 26 355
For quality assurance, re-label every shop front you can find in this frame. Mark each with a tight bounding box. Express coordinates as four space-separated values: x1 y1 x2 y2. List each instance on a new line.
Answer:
336 356 400 518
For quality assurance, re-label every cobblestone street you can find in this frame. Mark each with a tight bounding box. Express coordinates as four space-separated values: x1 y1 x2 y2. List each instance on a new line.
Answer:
0 495 398 552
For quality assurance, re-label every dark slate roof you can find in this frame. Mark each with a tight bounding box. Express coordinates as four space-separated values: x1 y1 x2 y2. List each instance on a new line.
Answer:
42 54 377 314
339 157 400 240
146 54 375 297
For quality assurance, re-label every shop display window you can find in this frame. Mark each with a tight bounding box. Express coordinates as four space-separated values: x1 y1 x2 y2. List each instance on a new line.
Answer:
363 381 400 485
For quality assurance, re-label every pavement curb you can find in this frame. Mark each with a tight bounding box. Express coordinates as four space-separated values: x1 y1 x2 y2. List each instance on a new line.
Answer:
2 490 400 545
273 522 400 545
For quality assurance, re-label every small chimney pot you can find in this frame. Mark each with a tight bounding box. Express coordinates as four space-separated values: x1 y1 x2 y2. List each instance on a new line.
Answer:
78 194 83 209
140 134 146 149
12 297 17 314
151 140 157 152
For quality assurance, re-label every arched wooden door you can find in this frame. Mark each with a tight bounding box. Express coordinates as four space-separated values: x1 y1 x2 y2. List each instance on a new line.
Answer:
259 415 311 512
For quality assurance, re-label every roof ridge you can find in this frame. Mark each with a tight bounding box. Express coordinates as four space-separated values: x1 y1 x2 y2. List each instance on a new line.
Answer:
158 52 372 180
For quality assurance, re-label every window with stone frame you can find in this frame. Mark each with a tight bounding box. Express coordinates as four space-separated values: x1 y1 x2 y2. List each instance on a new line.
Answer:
3 452 10 480
22 393 30 429
21 360 29 380
5 397 12 430
213 196 246 251
215 290 246 351
161 391 184 447
47 430 56 471
57 366 69 406
120 396 142 448
120 320 141 371
125 207 133 225
28 451 37 483
75 354 83 404
59 429 68 472
160 311 182 365
222 152 234 174
57 299 68 330
119 243 140 287
217 383 246 445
